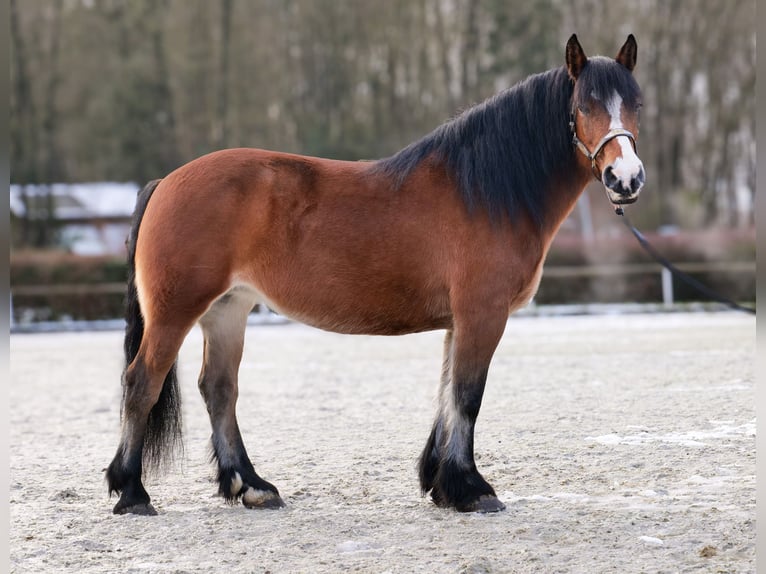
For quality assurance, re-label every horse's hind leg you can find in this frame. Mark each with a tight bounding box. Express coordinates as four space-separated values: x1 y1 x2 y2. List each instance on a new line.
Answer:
106 323 189 515
198 289 284 509
418 314 507 513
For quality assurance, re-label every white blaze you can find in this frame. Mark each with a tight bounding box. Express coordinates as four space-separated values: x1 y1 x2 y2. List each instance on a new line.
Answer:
605 92 643 187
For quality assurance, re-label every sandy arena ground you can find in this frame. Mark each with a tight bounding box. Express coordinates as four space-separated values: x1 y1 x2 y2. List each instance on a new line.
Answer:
9 312 755 573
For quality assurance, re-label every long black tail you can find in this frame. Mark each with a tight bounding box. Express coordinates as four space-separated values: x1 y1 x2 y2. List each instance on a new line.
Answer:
123 179 183 473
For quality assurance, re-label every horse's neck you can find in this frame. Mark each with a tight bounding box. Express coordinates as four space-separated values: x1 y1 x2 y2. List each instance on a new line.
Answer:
540 164 594 242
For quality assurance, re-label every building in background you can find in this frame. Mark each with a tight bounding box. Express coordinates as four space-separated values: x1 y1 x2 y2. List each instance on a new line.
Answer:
9 183 138 255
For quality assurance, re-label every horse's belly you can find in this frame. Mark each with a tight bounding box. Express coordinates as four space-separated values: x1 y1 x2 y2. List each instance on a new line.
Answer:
235 277 451 336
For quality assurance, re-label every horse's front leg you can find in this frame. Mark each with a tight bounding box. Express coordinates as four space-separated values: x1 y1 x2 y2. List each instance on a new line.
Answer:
419 315 506 513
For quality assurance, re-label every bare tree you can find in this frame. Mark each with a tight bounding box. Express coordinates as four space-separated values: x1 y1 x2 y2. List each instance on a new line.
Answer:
37 0 65 247
10 0 38 245
214 0 233 149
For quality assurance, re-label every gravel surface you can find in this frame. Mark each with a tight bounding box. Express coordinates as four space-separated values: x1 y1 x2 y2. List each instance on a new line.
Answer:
10 312 755 573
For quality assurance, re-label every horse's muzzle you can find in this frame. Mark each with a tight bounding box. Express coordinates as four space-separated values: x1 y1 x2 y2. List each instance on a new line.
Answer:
603 163 644 204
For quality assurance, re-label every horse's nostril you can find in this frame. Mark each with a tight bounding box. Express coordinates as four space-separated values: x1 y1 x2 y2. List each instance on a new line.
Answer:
631 166 645 193
603 165 617 187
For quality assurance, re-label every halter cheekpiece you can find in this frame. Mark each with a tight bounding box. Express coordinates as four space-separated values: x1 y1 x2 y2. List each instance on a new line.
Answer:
569 106 636 182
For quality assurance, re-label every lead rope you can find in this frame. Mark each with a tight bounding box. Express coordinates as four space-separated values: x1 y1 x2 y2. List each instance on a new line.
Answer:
615 210 755 315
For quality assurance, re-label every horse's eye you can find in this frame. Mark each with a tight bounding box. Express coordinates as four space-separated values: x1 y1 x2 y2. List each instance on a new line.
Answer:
578 104 590 115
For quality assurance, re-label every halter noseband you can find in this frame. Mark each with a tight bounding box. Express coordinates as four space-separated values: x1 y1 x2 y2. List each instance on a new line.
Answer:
569 108 636 182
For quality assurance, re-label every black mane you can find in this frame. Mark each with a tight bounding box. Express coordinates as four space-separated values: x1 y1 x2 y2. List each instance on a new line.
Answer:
374 58 640 226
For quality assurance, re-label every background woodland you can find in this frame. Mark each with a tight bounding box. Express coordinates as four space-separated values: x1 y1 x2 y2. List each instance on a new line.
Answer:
10 0 755 245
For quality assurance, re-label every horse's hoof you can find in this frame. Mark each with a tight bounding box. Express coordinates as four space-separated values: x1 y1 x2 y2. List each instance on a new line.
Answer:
459 495 506 514
241 487 285 509
113 502 158 516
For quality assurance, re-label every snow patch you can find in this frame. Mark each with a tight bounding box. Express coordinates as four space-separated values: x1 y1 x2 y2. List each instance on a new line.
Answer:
552 492 591 504
638 489 658 498
639 536 664 546
336 540 381 554
585 419 755 447
665 382 752 392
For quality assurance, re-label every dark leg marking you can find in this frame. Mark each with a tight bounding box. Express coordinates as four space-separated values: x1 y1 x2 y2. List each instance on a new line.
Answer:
106 350 182 516
198 290 285 509
106 446 156 515
419 324 506 513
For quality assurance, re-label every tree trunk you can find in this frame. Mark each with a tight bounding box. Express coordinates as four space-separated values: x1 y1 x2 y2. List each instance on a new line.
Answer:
10 0 36 246
215 0 234 149
433 0 455 110
37 0 64 247
460 0 480 100
149 0 181 170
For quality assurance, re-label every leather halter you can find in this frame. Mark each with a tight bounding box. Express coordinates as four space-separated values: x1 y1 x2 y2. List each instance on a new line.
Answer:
569 108 637 182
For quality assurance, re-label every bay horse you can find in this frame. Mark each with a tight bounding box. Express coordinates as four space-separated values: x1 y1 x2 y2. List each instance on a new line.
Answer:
106 34 644 515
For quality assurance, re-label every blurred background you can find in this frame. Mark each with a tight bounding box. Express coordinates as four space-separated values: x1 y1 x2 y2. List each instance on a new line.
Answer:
9 0 755 326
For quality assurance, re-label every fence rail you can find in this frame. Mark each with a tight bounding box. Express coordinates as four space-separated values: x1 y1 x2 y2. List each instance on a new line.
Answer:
541 260 755 277
11 282 127 296
541 261 755 307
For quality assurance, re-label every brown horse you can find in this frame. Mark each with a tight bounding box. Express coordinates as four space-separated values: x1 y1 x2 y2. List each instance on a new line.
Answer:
106 34 644 515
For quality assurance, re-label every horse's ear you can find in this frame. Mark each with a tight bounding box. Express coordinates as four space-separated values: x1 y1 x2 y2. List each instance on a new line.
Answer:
616 34 637 72
566 34 588 80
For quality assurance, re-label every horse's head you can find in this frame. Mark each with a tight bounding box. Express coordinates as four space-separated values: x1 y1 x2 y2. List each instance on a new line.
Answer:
566 34 644 209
